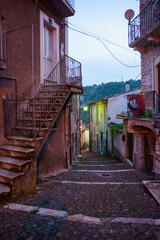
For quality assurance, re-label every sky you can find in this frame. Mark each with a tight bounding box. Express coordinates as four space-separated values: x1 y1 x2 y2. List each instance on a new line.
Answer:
68 0 141 86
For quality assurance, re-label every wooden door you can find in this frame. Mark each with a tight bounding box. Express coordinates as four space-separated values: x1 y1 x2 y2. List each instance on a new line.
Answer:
43 25 54 81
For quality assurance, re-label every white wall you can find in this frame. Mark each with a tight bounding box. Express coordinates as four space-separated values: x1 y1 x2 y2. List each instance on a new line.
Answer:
107 88 141 124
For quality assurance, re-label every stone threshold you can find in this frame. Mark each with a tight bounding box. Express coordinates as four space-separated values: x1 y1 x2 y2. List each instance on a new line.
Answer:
74 169 135 173
48 180 142 185
73 164 119 167
3 203 160 226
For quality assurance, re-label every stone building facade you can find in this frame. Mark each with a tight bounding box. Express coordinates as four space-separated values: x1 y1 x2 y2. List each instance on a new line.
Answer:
0 0 83 198
121 0 160 177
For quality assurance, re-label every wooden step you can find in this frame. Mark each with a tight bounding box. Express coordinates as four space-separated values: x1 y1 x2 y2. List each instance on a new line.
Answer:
0 156 31 172
6 136 43 148
0 145 35 159
0 168 24 185
0 183 10 196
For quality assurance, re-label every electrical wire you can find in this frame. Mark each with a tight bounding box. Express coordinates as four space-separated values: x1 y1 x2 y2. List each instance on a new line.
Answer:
68 22 139 56
68 26 141 68
134 73 141 80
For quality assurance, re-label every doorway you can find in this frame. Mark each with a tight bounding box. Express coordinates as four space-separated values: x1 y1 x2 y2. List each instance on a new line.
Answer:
100 132 103 153
128 133 133 162
40 11 59 84
43 24 54 80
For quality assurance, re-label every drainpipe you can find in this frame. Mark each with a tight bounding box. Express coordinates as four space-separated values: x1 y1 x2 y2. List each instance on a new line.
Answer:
69 103 72 165
152 41 155 91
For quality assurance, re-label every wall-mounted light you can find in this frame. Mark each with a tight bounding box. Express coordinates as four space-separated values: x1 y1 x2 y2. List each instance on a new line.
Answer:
83 106 88 111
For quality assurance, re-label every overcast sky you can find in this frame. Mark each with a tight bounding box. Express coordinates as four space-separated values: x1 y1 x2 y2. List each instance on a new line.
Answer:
68 0 141 86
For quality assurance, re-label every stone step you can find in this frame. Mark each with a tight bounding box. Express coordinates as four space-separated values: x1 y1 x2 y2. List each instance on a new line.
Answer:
0 145 35 159
0 168 24 185
6 136 43 148
0 183 10 196
0 156 31 172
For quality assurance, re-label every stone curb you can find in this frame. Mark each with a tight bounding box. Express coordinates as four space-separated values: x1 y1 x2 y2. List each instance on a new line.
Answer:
3 203 39 213
47 180 142 185
75 169 135 173
110 217 160 226
3 203 160 226
3 203 68 218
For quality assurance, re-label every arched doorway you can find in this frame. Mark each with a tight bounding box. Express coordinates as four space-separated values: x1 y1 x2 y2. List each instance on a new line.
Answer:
128 125 156 172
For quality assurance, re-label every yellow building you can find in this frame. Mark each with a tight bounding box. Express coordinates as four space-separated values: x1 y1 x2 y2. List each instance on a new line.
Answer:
89 99 107 154
82 125 90 150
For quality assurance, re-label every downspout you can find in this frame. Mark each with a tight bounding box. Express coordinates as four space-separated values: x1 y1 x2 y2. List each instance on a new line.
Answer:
68 103 72 165
152 41 155 91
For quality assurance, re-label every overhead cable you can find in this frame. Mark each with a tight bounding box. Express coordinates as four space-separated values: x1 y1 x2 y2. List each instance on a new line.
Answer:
68 26 141 68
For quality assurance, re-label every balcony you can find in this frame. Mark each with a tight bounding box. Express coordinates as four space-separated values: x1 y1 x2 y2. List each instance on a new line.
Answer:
129 0 160 48
117 91 160 119
45 0 75 18
0 15 6 70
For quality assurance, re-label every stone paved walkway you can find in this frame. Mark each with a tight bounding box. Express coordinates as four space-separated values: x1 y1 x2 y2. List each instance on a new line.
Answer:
0 152 160 240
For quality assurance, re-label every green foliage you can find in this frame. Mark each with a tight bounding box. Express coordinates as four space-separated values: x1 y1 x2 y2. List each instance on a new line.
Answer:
81 79 141 106
80 79 141 124
110 123 123 136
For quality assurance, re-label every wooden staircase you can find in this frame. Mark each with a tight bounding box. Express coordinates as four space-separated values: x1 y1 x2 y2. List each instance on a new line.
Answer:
0 83 71 198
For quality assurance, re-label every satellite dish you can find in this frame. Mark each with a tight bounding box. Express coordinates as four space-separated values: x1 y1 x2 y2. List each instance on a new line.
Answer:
125 9 135 23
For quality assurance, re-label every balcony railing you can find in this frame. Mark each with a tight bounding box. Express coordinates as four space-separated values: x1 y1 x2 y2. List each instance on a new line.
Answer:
126 91 160 119
127 93 145 118
129 0 160 45
47 55 82 87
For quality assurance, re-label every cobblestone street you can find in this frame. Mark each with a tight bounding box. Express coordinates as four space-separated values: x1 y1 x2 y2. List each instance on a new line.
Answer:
0 153 160 240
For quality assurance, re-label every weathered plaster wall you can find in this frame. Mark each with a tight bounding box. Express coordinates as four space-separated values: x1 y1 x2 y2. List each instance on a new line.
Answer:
38 108 68 178
141 45 160 92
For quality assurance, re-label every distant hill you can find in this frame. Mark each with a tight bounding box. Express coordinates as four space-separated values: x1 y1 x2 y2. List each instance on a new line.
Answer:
81 79 141 124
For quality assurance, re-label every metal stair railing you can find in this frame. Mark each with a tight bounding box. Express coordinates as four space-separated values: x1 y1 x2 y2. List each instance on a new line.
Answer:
3 55 82 138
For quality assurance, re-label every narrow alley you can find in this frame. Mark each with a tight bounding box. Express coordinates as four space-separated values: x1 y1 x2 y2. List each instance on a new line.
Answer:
0 152 160 240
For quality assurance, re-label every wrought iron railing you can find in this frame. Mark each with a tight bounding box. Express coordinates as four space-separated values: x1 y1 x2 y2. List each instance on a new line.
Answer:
64 55 82 87
129 0 160 45
127 91 160 119
0 15 6 63
3 55 82 138
66 0 75 10
46 55 82 87
152 90 160 114
3 84 65 137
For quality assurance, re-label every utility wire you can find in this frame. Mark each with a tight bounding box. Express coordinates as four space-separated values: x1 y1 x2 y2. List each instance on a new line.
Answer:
68 22 139 56
134 73 141 80
68 26 141 68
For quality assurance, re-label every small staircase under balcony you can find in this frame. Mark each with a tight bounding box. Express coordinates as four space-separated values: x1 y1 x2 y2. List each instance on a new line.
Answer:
0 83 81 198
